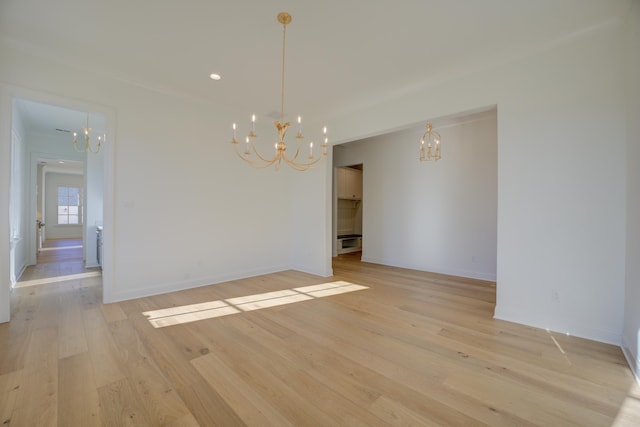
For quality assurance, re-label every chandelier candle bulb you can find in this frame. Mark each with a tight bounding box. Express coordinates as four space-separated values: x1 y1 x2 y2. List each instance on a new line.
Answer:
232 123 237 141
297 116 302 137
72 112 104 154
245 137 250 154
309 142 313 158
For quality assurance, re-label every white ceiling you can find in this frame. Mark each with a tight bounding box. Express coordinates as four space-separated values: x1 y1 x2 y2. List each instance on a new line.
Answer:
14 98 106 137
13 98 101 174
1 0 629 132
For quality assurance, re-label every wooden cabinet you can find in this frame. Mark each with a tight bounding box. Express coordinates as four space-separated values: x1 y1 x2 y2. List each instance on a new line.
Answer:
336 166 363 255
337 167 362 200
337 235 362 254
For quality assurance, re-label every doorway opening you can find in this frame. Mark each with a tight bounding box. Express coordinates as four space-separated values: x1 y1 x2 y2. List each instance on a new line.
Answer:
333 163 363 261
9 98 106 290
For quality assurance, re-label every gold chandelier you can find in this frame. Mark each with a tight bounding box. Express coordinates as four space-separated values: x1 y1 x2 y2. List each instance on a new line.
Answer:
231 12 328 171
73 113 104 154
419 122 441 161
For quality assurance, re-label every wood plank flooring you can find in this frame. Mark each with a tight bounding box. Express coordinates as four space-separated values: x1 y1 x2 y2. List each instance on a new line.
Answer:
36 238 84 264
1 251 639 426
16 239 96 289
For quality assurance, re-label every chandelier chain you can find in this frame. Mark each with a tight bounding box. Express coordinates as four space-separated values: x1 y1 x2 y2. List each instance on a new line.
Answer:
281 22 286 124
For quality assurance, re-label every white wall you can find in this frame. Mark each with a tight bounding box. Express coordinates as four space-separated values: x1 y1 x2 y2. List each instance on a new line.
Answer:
85 145 104 267
497 29 626 346
289 153 333 277
623 0 640 382
109 97 295 301
0 85 10 322
9 105 28 284
327 19 627 345
0 40 307 305
44 172 83 239
37 164 43 226
334 110 497 281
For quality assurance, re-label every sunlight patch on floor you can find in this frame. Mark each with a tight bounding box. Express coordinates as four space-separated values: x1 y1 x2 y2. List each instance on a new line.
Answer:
546 328 572 364
143 280 369 328
39 245 83 251
14 270 102 288
612 382 640 426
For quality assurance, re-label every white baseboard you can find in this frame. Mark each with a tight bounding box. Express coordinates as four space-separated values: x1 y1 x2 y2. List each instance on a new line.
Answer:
622 336 640 386
494 306 622 346
11 263 27 287
360 256 496 282
290 264 333 278
106 264 291 303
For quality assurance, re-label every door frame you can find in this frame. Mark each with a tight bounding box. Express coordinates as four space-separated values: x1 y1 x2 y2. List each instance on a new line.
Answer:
0 83 116 322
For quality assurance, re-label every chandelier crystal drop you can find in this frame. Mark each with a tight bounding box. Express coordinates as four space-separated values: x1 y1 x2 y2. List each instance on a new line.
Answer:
73 113 104 154
230 12 328 171
419 122 441 162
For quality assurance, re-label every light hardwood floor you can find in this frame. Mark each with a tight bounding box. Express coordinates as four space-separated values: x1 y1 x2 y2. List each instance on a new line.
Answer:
1 251 639 426
16 238 94 287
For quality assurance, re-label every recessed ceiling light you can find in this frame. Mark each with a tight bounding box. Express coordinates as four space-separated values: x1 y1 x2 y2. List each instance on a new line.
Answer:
209 73 221 81
59 161 65 164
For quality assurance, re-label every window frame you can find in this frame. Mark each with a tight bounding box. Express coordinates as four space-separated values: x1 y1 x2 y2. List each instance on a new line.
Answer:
57 185 83 225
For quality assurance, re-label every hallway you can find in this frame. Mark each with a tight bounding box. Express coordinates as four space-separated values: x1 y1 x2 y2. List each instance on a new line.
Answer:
16 238 101 289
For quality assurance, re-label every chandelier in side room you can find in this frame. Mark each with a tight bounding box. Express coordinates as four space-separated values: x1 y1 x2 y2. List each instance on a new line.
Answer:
73 113 104 154
230 12 328 171
419 122 441 162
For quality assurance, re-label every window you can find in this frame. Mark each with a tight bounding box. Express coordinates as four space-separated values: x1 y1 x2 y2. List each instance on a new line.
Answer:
57 186 82 225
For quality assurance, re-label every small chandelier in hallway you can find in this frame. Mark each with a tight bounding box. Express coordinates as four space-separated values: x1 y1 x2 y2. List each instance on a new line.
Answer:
419 122 441 162
230 12 328 171
73 113 104 154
